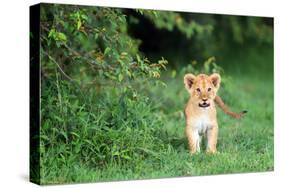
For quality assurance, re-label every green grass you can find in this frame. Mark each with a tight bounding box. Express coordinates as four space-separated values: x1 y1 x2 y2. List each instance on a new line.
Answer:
39 48 273 185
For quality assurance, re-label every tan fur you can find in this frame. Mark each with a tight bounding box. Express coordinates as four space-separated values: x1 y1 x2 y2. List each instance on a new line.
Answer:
184 73 246 154
215 96 247 119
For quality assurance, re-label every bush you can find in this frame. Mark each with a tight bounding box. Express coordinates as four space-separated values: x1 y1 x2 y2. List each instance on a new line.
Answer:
39 4 199 182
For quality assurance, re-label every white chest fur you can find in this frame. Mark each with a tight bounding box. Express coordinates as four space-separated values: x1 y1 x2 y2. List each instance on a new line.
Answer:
194 110 212 135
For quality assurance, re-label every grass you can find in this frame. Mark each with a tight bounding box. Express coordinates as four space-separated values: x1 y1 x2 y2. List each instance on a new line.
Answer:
39 47 273 185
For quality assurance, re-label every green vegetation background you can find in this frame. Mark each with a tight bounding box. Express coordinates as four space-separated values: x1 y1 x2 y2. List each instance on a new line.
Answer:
36 3 273 184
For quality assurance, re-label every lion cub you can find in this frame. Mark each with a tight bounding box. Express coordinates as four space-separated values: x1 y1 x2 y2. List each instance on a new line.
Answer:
184 73 246 154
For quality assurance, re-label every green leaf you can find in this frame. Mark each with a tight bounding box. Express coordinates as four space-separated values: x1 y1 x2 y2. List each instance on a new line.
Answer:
57 32 67 41
70 131 80 138
112 151 120 156
152 11 158 18
94 33 99 40
81 14 88 21
48 28 55 38
136 54 141 63
104 47 111 55
77 19 82 30
126 70 132 78
171 70 177 78
118 74 124 82
40 135 49 141
84 139 93 145
121 52 128 56
121 155 131 160
54 115 64 122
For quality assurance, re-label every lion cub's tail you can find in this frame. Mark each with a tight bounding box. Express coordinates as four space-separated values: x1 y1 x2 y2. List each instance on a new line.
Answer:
215 96 247 119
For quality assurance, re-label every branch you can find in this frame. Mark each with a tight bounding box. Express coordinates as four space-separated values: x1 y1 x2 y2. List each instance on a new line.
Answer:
41 50 75 81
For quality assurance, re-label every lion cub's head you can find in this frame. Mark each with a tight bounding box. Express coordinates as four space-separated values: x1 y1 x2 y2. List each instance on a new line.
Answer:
184 73 221 108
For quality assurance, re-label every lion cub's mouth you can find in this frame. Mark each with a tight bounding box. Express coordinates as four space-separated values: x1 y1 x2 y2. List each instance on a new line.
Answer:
199 102 210 108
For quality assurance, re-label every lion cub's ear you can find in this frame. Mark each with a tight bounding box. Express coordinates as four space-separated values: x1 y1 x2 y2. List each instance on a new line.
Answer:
184 74 196 92
210 73 221 89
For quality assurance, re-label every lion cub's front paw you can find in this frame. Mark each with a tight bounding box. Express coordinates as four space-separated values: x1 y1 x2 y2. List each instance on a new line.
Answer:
206 149 217 154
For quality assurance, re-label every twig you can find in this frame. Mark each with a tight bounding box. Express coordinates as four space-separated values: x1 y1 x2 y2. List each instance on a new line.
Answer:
41 50 75 81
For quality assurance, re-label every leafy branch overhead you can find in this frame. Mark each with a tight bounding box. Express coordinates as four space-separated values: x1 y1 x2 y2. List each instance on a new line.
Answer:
137 9 213 38
40 5 175 88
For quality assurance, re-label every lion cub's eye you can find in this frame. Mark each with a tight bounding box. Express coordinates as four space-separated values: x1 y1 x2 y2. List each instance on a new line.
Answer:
208 88 212 92
196 88 201 92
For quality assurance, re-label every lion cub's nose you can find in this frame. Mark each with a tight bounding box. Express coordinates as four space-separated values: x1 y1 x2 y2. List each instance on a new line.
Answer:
202 98 208 102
